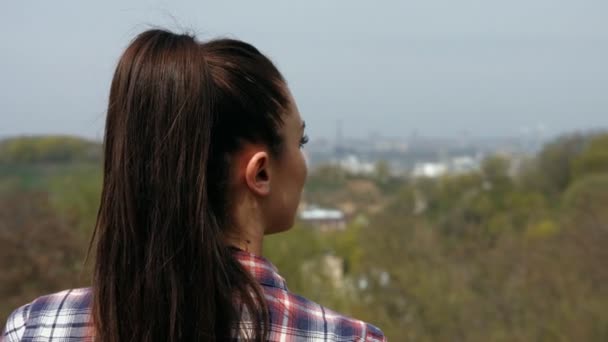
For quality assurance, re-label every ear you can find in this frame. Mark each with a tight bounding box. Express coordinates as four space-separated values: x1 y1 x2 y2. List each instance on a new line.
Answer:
245 151 271 196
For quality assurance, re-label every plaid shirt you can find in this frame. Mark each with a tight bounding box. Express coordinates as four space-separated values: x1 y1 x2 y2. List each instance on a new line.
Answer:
3 249 386 341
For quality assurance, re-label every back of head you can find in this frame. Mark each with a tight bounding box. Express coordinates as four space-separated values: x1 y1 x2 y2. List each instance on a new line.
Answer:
91 28 290 341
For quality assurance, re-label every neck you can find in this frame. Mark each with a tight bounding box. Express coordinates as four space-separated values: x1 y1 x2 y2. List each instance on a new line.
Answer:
224 228 264 255
225 194 265 256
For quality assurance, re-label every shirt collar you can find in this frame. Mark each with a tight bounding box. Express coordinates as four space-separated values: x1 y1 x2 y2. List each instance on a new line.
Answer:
231 248 288 291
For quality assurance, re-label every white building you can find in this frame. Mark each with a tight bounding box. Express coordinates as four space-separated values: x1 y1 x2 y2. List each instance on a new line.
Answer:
299 207 346 231
338 155 375 175
412 162 448 178
450 156 480 174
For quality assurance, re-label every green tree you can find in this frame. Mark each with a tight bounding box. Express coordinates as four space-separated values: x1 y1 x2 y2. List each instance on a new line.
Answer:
0 192 90 324
572 133 608 180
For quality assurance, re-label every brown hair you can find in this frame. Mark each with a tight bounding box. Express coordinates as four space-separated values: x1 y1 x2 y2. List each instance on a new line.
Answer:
89 28 290 341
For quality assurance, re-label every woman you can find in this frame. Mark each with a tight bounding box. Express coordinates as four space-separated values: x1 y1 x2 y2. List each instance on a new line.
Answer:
2 29 385 341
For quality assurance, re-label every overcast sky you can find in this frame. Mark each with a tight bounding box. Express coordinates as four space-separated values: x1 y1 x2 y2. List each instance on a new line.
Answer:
1 0 607 140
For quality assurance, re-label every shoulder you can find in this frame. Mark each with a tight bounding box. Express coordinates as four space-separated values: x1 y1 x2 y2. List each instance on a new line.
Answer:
262 287 386 341
2 288 93 341
2 302 30 342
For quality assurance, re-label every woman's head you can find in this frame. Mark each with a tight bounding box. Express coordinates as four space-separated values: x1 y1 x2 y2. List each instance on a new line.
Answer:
92 28 306 341
104 29 306 236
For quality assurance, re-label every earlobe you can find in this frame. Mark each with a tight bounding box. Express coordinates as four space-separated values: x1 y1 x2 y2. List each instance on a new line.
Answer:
245 151 271 196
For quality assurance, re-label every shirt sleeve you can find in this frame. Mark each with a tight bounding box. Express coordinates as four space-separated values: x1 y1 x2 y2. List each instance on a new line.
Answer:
2 303 31 342
365 322 387 342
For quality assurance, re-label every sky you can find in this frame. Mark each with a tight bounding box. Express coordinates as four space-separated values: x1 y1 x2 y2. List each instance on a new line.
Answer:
1 0 607 140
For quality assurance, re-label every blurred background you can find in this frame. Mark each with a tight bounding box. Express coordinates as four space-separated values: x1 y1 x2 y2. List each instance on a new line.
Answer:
1 1 607 341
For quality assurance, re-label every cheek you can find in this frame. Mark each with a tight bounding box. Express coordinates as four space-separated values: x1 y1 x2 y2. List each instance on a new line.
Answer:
276 153 306 231
286 152 306 206
298 151 308 186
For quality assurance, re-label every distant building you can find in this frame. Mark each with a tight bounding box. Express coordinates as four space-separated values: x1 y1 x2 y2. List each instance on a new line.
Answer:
301 253 346 289
411 156 481 178
337 155 375 175
412 162 448 178
299 206 346 231
450 155 480 174
320 253 345 288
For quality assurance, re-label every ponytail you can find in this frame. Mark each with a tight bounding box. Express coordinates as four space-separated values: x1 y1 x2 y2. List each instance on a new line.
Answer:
91 28 287 341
